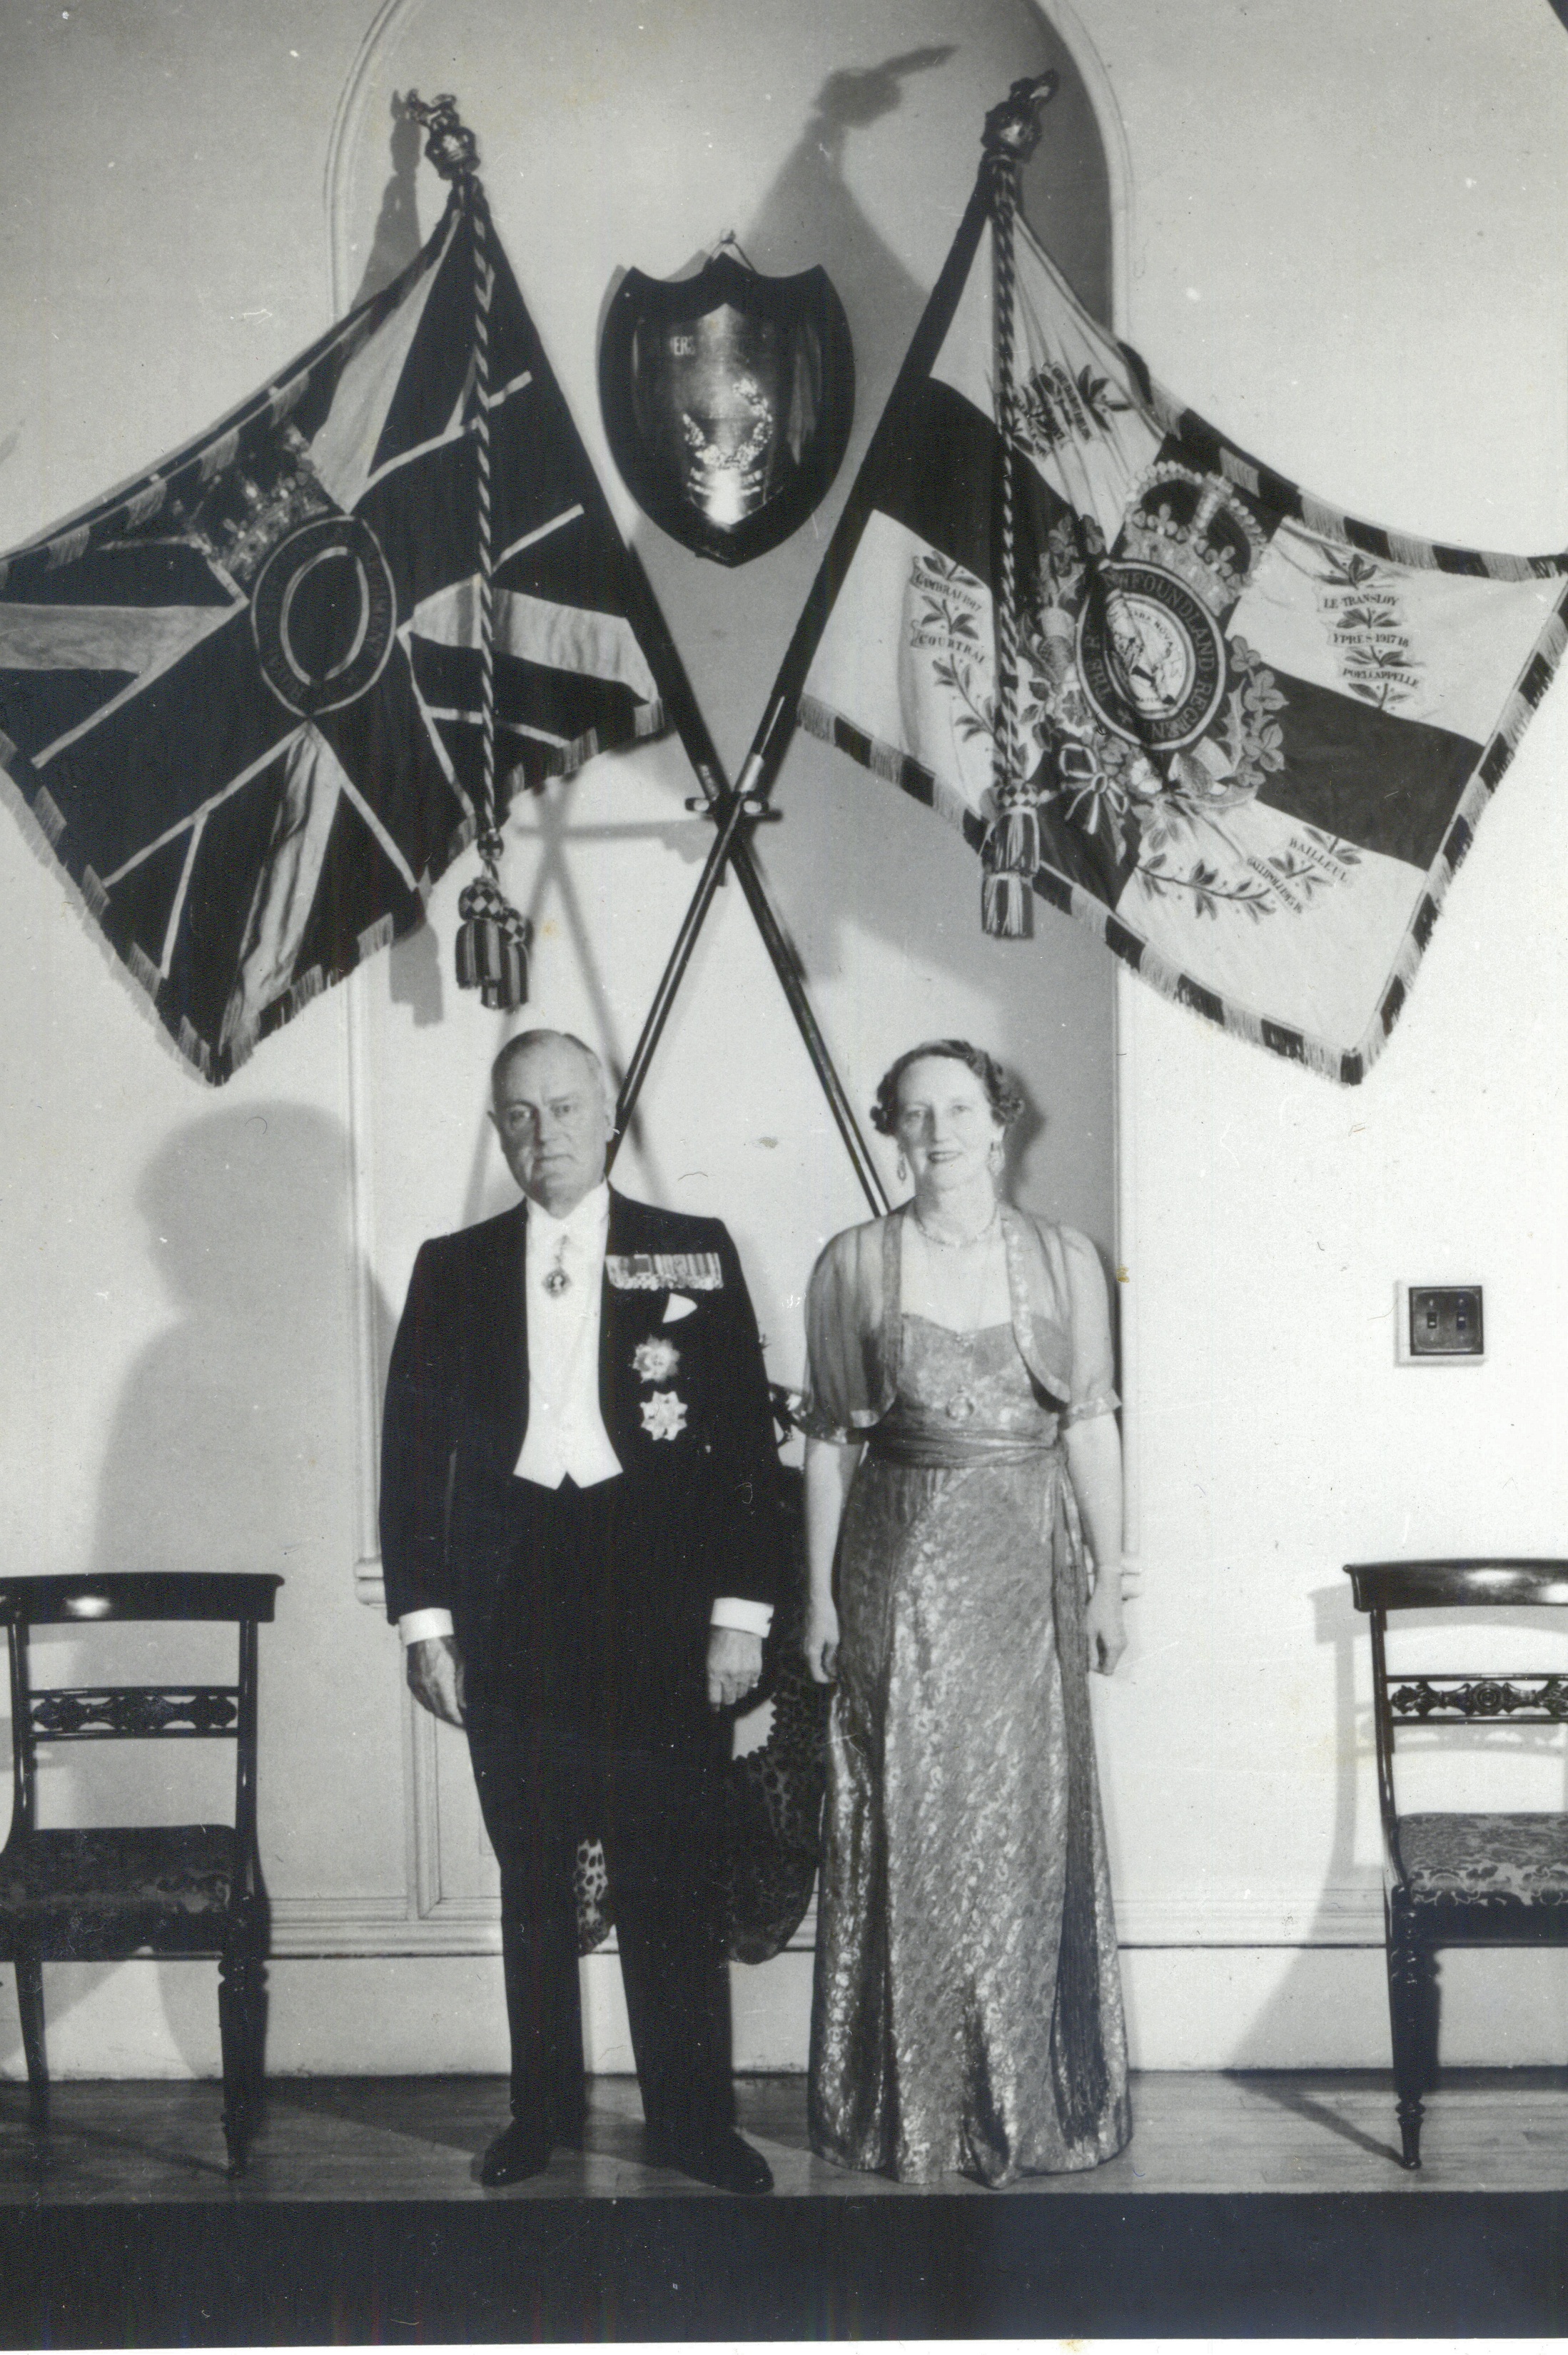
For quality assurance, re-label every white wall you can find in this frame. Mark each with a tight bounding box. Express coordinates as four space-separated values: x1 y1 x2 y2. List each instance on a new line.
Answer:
1093 0 1568 2063
1 0 1566 2082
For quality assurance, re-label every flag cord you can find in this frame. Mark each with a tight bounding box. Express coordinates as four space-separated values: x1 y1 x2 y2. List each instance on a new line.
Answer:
408 91 532 1011
470 181 500 876
979 77 1057 941
991 146 1022 819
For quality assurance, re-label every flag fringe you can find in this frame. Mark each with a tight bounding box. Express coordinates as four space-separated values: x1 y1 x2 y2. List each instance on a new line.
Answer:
357 913 396 963
796 694 1549 1088
46 527 91 573
31 788 66 847
123 478 167 530
176 1018 213 1080
505 697 670 794
126 943 162 999
285 965 325 1017
0 677 669 1091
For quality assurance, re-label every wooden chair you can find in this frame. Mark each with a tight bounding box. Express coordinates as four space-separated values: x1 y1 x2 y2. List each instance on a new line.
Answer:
0 1572 281 2175
1345 1558 1568 2169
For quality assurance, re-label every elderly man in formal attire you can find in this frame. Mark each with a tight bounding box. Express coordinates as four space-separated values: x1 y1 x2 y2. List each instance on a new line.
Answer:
380 1030 780 2193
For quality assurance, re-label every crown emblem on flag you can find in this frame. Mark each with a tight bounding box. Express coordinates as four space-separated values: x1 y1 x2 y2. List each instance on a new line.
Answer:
200 429 335 587
1118 463 1267 619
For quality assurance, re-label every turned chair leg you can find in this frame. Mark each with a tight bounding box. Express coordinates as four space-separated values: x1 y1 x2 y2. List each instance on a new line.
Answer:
1385 1909 1435 2169
218 1929 266 2178
14 1953 48 2129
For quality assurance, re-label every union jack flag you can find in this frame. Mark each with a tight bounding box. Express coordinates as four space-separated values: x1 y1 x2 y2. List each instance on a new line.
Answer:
0 191 666 1080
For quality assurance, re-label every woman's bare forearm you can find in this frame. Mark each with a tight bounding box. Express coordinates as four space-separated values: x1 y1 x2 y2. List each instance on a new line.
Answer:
805 1435 861 1600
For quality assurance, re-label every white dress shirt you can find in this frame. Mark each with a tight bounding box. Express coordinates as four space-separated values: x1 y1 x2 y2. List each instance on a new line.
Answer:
398 1182 772 1646
513 1183 623 1490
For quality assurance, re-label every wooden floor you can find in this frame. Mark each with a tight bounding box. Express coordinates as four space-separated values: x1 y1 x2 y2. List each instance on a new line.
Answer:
3 2067 1568 2202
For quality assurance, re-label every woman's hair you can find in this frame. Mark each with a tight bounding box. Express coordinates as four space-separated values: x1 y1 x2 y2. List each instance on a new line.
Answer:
869 1040 1027 1137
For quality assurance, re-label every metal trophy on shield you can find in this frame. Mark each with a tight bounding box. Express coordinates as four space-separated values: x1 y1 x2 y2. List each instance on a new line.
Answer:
600 238 855 567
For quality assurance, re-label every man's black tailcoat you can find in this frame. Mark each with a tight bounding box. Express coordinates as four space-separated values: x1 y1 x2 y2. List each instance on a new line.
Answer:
379 1188 783 2144
380 1188 781 1716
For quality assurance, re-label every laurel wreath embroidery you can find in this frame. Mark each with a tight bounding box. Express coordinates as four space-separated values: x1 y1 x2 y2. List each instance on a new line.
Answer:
640 1391 688 1442
911 485 1362 927
632 1337 681 1384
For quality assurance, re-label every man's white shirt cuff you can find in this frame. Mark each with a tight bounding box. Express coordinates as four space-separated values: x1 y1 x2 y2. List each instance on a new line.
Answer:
709 1597 773 1639
400 1608 455 1646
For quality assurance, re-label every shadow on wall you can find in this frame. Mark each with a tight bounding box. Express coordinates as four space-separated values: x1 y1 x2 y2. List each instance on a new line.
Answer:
349 91 424 308
0 1103 383 2085
93 1103 358 1578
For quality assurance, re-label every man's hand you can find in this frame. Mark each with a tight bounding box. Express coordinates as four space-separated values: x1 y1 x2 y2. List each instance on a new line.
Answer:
707 1626 764 1711
407 1634 467 1727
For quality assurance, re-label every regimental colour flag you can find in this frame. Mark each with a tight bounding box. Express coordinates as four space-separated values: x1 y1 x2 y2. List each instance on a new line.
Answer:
788 189 1568 1082
0 191 666 1081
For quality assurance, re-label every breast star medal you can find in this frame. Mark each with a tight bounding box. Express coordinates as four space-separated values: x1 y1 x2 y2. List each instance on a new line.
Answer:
640 1390 688 1442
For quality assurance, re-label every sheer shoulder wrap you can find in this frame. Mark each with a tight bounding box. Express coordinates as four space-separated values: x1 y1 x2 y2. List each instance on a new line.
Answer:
796 1207 1116 1440
795 1220 893 1443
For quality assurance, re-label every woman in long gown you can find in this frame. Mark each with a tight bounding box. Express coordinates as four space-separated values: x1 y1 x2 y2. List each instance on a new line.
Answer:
799 1040 1131 2187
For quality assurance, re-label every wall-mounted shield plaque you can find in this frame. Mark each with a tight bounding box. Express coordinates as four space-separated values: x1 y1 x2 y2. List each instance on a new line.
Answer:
600 250 854 567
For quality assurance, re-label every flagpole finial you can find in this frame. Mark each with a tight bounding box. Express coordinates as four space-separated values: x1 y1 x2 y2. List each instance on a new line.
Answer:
405 91 481 184
981 71 1058 168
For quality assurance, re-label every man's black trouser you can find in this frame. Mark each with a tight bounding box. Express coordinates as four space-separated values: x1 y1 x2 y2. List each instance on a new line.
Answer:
463 1476 734 2149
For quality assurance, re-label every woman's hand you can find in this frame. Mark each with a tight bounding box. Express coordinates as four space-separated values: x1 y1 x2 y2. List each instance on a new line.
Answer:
804 1595 840 1685
1085 1574 1127 1676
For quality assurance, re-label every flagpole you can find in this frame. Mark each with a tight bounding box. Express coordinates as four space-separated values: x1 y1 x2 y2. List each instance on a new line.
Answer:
605 550 890 1215
604 76 1058 1204
662 72 1058 890
717 168 998 821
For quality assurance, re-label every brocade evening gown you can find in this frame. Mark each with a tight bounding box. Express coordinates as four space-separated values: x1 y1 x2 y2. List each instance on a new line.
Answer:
807 1309 1131 2187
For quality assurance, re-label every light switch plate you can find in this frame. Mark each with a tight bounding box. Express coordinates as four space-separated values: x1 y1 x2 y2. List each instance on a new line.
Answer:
1395 1283 1485 1364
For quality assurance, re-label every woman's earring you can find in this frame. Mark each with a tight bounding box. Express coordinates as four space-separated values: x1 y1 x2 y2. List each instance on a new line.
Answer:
988 1140 1004 1176
896 1153 909 1186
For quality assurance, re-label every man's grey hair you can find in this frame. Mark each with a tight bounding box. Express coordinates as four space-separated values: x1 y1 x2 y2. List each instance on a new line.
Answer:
490 1028 610 1110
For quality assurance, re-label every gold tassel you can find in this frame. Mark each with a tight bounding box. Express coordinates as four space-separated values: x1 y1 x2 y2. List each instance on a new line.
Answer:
982 870 1034 939
981 799 1039 938
988 803 1040 878
455 873 532 1011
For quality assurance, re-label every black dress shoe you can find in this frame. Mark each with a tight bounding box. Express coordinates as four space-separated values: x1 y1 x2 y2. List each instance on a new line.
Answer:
480 2120 552 2186
644 2127 774 2195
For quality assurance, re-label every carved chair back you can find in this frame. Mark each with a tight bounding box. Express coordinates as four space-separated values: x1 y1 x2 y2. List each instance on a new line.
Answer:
1 1574 282 1863
0 1573 282 2173
1345 1559 1568 1888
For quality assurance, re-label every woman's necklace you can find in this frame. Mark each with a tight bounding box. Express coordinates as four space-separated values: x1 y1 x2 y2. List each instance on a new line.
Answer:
909 1200 1003 1359
912 1201 1001 1251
